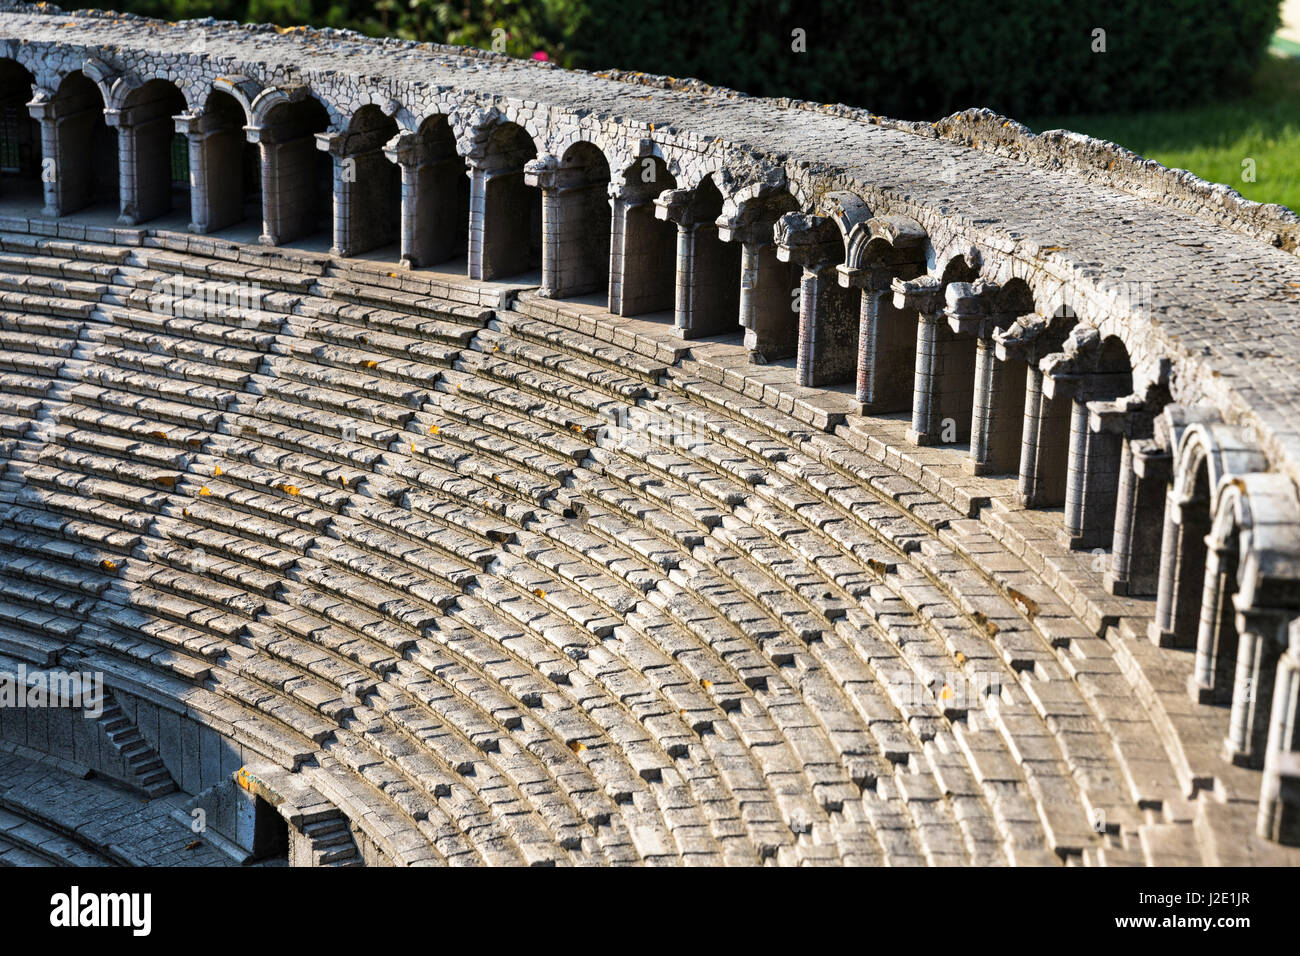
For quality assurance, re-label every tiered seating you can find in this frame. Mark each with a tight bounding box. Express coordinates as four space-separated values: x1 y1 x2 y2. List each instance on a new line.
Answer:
0 226 1241 866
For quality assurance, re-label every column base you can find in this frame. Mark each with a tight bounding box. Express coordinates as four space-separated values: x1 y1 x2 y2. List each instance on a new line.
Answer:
963 458 1014 477
1257 755 1300 844
1224 739 1264 770
1059 529 1112 552
1147 622 1187 649
906 428 938 447
1186 672 1218 705
1102 572 1128 596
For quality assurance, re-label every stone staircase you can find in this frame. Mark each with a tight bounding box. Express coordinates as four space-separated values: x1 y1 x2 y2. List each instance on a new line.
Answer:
97 695 177 799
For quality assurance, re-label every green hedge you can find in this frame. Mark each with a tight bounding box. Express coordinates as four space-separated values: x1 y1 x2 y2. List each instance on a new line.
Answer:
60 0 1282 120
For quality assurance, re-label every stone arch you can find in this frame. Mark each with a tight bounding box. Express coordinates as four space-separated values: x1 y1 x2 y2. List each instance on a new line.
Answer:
996 303 1080 509
1152 419 1266 649
324 103 401 258
1052 330 1134 549
207 77 260 125
80 58 117 106
37 69 118 215
469 120 542 281
1195 478 1257 704
182 87 262 234
529 139 613 299
113 77 188 224
251 88 331 245
898 251 981 447
841 215 929 413
1210 474 1300 766
0 58 40 193
717 176 802 360
962 276 1036 476
387 112 469 268
774 207 857 388
653 172 742 340
609 152 676 317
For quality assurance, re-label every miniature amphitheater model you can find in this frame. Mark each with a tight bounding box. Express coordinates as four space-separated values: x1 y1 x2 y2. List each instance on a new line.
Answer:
0 2 1295 867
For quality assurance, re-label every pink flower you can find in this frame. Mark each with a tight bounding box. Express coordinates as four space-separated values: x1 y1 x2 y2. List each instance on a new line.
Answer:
531 50 549 61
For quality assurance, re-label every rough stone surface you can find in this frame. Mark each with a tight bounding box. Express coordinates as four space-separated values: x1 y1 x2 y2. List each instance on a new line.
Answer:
0 3 1296 866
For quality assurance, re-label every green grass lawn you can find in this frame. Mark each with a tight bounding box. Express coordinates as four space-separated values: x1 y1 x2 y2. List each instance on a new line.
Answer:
1027 53 1300 214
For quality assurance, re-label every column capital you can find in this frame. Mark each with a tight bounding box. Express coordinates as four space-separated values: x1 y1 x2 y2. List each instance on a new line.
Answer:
25 87 55 120
654 187 713 227
1088 395 1143 434
1040 324 1110 401
944 278 1023 337
315 130 350 156
173 111 203 135
891 274 944 315
864 215 927 251
837 263 897 292
1130 437 1173 479
383 131 428 167
1231 598 1295 640
840 215 927 291
523 153 560 190
774 212 841 274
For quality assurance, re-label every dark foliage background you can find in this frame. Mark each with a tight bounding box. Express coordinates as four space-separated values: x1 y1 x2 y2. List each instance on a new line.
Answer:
56 0 1282 120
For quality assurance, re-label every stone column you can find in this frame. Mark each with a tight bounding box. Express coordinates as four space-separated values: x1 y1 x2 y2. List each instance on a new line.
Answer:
1107 438 1172 596
719 223 796 362
465 158 490 279
27 89 75 217
250 122 322 246
527 153 565 297
318 127 399 259
1064 399 1127 550
775 213 855 388
386 132 428 268
994 314 1072 508
1148 407 1219 649
891 277 947 445
1040 332 1131 549
945 281 1023 475
106 101 180 225
1151 489 1197 649
1226 605 1291 768
525 152 610 299
657 187 701 337
608 176 675 317
607 180 629 310
1192 536 1241 704
175 110 244 234
836 265 917 414
1257 632 1300 843
608 147 675 318
654 187 740 339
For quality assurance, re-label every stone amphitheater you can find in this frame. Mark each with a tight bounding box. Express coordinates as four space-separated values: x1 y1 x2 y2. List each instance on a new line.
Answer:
0 2 1295 868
